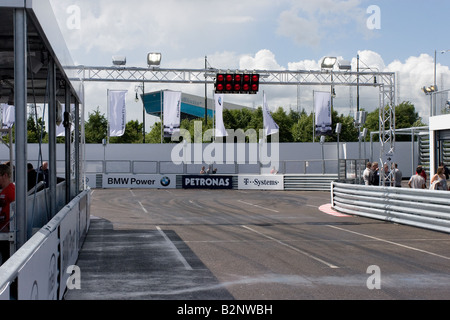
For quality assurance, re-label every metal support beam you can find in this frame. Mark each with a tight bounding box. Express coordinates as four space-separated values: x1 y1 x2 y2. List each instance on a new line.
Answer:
378 77 396 186
65 84 71 203
74 100 80 194
48 57 57 217
69 66 394 87
14 8 28 248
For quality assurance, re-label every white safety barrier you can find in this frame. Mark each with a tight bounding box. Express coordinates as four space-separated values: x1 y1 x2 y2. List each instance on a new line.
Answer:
0 189 91 300
331 182 450 234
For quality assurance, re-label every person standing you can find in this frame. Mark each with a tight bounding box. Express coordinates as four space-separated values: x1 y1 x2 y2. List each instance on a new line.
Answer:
369 162 379 186
363 162 372 185
430 166 449 191
408 166 426 189
392 163 403 188
37 161 49 188
382 163 391 186
417 165 427 187
0 164 15 264
27 163 43 191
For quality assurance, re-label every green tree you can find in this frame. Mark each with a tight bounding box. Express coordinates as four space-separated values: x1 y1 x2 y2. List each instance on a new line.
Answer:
337 113 360 142
85 108 107 143
146 122 162 144
249 106 263 132
292 110 313 142
27 115 47 143
395 101 420 129
364 101 424 142
271 107 293 142
110 120 144 144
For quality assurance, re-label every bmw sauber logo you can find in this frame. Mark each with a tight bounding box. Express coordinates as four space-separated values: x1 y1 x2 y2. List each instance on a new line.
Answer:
160 176 171 187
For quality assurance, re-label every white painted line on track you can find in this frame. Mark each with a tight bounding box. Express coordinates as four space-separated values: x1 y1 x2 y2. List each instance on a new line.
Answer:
242 225 340 269
129 190 148 213
157 226 193 271
238 200 279 213
327 225 450 261
189 200 203 208
138 201 148 214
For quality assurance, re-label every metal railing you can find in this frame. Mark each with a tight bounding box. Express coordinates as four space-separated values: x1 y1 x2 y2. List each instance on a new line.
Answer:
331 182 450 233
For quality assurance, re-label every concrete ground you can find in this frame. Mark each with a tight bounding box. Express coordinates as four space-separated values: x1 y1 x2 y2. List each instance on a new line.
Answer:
64 188 450 301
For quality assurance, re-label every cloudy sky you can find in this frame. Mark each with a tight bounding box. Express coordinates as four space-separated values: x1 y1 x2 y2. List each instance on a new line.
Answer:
49 0 450 129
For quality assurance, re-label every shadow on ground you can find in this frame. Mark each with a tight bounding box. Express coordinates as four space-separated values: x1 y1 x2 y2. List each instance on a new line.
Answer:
64 217 234 300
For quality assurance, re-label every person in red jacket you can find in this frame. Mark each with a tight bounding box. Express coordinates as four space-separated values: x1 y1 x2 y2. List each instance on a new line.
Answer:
0 164 15 264
417 165 427 187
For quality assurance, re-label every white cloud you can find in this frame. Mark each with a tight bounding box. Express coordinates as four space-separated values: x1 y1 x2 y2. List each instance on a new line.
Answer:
239 50 284 70
50 0 274 56
79 48 450 127
235 49 450 122
48 1 450 126
276 0 367 48
355 50 386 71
276 10 321 48
387 54 450 121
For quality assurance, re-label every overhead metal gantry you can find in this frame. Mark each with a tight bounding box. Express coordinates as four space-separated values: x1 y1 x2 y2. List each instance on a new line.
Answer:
70 65 393 87
70 65 396 185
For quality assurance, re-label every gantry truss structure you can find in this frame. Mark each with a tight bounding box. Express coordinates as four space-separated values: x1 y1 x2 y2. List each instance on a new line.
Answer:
69 66 396 185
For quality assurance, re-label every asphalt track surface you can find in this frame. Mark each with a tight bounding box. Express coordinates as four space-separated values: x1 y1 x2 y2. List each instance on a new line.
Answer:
64 188 450 300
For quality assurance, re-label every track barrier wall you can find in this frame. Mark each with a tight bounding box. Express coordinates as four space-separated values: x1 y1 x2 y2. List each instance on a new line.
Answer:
331 182 450 234
0 189 91 300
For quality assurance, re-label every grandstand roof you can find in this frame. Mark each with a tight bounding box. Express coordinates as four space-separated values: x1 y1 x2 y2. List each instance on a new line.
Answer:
0 0 82 104
142 90 250 119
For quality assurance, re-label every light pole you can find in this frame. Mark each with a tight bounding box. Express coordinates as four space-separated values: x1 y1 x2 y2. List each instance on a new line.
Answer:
145 53 162 143
135 83 146 143
321 58 337 104
433 49 450 115
320 135 326 174
422 85 438 116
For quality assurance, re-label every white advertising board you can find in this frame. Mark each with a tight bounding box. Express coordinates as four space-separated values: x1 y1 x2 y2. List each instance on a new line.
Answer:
103 174 176 189
59 206 79 299
238 175 284 190
84 174 97 189
18 231 59 300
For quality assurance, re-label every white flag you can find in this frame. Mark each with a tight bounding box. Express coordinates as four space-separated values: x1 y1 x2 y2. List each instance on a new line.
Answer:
108 90 127 137
263 93 279 136
314 91 332 135
214 94 228 137
1 104 15 129
163 91 182 137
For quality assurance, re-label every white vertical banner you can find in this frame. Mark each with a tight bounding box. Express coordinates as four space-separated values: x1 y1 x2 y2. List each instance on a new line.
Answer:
214 94 228 137
1 104 15 129
163 90 182 138
263 92 279 137
108 90 127 137
314 91 332 136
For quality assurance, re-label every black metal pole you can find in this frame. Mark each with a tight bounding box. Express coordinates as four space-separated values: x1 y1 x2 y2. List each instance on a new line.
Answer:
204 56 208 126
143 81 146 143
357 54 360 113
